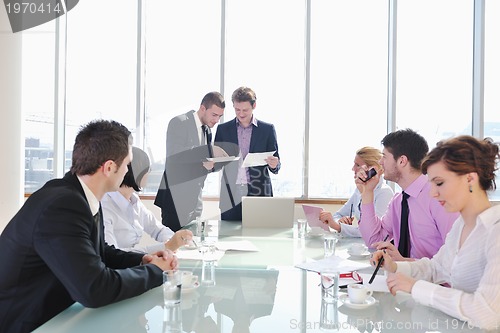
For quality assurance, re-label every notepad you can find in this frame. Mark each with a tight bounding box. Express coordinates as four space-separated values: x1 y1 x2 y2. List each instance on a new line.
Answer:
302 204 329 231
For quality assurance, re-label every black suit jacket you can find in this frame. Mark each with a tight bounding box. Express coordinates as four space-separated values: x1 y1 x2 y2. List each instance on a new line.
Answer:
0 173 163 333
214 118 280 220
155 110 211 231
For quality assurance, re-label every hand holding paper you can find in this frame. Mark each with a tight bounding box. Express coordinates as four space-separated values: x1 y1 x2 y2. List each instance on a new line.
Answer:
302 204 330 231
242 151 276 168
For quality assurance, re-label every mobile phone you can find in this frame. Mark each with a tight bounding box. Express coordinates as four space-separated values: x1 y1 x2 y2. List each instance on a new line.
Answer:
360 168 377 182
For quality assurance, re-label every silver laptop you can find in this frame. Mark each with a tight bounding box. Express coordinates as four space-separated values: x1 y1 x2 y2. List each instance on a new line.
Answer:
242 197 295 228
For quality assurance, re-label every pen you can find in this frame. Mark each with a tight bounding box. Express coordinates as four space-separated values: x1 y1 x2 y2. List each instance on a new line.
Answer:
349 204 353 219
368 234 389 284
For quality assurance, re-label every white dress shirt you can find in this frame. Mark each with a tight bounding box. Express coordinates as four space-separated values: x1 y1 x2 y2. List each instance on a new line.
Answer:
397 204 500 330
333 177 393 237
102 191 174 253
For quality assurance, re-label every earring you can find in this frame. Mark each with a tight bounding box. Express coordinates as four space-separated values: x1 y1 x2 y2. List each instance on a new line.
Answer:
469 185 473 193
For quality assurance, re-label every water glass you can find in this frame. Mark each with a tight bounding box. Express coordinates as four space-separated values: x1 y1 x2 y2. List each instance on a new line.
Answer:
163 303 182 332
163 270 182 306
296 218 307 238
320 298 339 330
201 260 216 286
323 233 338 258
320 269 339 303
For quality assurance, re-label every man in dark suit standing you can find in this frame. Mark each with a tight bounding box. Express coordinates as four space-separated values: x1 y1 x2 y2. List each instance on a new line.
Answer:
215 87 281 221
0 120 177 333
154 92 225 231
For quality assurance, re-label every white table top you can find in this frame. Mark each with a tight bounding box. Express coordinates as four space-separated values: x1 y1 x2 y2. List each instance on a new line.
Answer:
33 220 486 333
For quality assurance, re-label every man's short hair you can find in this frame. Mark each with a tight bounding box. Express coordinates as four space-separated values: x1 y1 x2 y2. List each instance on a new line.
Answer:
381 128 429 171
200 91 225 110
231 86 256 107
70 120 132 175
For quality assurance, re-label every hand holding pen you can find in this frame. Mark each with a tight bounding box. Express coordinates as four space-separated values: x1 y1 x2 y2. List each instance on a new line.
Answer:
369 235 390 284
369 236 397 284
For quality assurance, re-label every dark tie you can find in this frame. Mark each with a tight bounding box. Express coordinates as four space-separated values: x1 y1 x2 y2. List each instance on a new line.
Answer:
202 125 215 171
93 210 101 253
398 191 410 257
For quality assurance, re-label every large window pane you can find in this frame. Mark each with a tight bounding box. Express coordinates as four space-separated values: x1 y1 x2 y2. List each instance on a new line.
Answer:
65 0 137 160
23 23 56 193
225 0 306 197
484 0 500 200
396 0 473 147
309 0 389 198
144 0 221 194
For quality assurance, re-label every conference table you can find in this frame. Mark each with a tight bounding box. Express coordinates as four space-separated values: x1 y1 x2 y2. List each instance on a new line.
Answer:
34 220 487 333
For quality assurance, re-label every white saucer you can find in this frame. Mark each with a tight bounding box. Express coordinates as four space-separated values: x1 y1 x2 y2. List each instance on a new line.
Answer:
182 281 200 293
339 294 377 309
347 251 371 259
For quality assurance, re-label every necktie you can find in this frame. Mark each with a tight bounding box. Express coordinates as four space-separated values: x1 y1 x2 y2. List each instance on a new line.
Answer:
93 210 101 253
398 191 410 257
202 125 215 171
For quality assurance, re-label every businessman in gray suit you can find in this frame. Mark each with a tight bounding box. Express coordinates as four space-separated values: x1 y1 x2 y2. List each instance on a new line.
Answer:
0 120 177 333
155 92 225 231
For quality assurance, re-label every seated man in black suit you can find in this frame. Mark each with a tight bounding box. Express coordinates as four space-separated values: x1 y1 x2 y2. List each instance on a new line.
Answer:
0 120 177 333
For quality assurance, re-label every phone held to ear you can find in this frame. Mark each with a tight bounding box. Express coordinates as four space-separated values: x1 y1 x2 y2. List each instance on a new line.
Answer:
360 168 377 182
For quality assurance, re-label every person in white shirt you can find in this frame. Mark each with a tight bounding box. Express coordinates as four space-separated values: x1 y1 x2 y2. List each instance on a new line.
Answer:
372 135 500 330
103 147 192 253
319 147 393 237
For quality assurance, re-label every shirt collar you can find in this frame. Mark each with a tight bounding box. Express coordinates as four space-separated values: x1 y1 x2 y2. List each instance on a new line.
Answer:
107 191 137 211
477 204 500 228
194 111 203 129
77 175 100 215
403 174 428 198
236 116 258 127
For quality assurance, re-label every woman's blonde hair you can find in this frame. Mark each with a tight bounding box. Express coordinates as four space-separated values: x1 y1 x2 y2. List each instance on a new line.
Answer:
356 146 383 171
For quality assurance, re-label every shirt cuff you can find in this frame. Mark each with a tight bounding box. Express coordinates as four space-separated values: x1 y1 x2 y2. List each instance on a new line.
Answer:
411 280 438 307
396 261 412 276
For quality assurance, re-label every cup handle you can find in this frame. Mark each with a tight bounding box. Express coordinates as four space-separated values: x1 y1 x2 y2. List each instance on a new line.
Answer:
367 290 373 297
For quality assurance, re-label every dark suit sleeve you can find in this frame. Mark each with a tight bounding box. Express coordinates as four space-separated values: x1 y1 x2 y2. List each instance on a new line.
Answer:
266 123 280 174
34 192 163 308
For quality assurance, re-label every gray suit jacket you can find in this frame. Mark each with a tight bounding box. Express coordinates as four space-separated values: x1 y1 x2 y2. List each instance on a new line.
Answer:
155 110 210 230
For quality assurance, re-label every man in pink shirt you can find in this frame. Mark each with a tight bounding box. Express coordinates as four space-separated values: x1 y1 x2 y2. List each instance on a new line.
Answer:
357 129 459 260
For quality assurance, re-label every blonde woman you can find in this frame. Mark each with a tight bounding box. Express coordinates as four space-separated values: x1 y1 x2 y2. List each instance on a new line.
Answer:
319 147 393 237
373 136 500 329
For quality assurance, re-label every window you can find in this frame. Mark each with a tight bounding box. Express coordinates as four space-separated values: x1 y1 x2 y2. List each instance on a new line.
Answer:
395 0 473 146
22 22 56 193
22 1 500 202
143 0 221 194
225 0 306 197
484 0 500 200
308 0 389 198
65 0 137 158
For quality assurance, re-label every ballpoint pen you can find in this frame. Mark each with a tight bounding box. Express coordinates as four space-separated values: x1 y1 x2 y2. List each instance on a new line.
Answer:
368 234 389 284
349 204 353 219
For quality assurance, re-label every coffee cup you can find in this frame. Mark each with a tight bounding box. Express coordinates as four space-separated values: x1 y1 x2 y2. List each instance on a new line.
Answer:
180 271 198 287
349 243 368 256
347 283 373 304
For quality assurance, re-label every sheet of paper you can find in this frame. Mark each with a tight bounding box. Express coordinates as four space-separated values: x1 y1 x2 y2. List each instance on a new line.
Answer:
216 240 259 252
302 204 329 231
359 272 389 292
206 156 240 163
295 255 369 274
175 248 226 261
241 151 276 168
